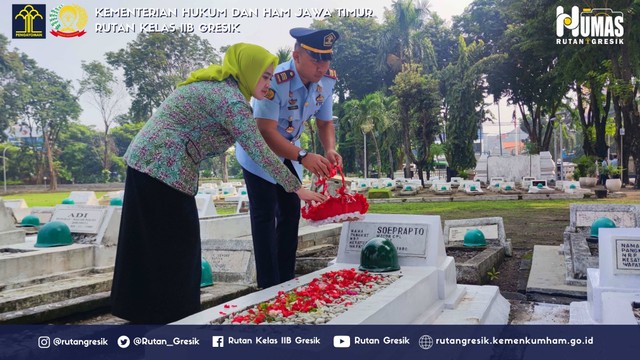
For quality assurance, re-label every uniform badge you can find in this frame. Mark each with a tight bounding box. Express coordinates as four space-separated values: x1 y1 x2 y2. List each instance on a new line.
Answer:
316 85 322 93
275 70 295 84
288 105 299 110
324 69 338 80
265 88 276 100
285 117 295 133
288 98 297 105
315 94 324 104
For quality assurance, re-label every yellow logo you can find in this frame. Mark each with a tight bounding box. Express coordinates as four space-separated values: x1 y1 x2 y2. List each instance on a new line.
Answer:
50 4 87 37
323 33 337 47
13 4 47 39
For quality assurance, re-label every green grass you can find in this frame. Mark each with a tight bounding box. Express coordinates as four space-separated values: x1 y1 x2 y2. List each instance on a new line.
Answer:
368 197 636 217
1 191 635 217
1 192 108 207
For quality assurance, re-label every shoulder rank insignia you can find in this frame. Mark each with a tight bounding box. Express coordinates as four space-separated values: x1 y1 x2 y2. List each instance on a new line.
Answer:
324 69 338 80
275 70 295 84
265 88 276 100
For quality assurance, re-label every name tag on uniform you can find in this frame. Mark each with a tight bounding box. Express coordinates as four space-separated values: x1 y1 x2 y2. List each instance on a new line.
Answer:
287 105 299 110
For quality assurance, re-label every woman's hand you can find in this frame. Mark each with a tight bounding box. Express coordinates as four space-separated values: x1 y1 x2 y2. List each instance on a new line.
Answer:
295 188 327 203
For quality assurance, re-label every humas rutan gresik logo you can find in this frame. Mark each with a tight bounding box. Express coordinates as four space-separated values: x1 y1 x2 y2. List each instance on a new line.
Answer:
50 4 88 37
12 4 47 39
556 6 624 45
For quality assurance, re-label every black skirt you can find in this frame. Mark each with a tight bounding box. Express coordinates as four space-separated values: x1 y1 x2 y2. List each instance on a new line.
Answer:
111 167 201 324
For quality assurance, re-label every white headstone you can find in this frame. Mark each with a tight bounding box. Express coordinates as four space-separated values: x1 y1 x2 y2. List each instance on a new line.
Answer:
598 228 640 286
336 214 446 267
195 194 217 218
50 205 107 234
68 191 99 205
0 199 25 246
3 199 28 209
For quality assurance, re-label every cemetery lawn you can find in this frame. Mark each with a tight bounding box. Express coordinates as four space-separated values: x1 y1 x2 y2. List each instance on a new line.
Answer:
368 195 639 293
1 192 108 207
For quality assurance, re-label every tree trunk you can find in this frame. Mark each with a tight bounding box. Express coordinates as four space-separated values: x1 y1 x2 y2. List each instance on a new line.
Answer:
44 130 57 191
371 132 383 178
103 127 110 171
221 152 228 183
387 147 395 179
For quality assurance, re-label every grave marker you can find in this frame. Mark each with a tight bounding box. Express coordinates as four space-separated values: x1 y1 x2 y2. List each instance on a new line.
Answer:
443 217 511 255
50 205 107 234
336 214 446 267
0 199 25 246
68 191 99 205
195 194 217 218
201 238 255 284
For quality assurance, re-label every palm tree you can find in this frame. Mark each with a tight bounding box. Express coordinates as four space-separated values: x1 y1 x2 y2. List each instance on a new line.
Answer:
342 92 390 177
275 47 291 64
378 0 431 73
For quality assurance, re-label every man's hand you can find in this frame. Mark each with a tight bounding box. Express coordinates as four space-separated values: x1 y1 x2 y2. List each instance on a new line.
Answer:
301 153 332 178
325 149 343 168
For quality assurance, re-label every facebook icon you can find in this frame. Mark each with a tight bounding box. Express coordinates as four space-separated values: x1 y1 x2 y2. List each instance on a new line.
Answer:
212 336 224 348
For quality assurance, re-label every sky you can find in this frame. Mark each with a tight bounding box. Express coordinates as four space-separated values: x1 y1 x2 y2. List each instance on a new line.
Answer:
1 0 524 135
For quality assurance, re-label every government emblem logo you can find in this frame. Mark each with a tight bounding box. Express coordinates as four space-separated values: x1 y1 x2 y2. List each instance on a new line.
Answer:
12 4 47 39
50 4 87 37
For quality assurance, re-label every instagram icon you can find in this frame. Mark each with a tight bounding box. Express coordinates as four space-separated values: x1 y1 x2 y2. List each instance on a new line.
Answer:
38 336 50 349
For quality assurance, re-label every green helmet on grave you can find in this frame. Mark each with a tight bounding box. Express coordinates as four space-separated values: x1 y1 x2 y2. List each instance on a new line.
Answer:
589 217 616 239
200 257 214 287
537 183 543 189
61 198 75 204
35 221 72 248
359 237 400 272
463 228 486 247
109 197 123 206
21 214 40 227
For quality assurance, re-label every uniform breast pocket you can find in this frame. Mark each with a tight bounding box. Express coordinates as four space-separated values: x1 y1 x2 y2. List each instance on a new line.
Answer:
185 139 204 165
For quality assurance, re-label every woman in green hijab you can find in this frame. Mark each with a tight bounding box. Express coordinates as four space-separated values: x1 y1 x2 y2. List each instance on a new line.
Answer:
111 43 326 324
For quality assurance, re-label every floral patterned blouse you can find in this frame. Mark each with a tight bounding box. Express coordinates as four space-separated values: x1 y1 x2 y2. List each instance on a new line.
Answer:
124 78 302 196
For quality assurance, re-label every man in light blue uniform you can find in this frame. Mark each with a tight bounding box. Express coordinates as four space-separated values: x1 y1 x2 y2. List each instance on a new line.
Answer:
236 27 342 288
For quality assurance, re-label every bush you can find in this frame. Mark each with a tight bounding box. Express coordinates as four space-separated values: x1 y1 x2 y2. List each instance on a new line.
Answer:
368 189 392 199
573 155 597 179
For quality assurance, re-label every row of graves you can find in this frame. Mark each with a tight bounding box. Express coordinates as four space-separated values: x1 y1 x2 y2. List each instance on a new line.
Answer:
350 175 596 199
198 182 248 201
0 189 344 323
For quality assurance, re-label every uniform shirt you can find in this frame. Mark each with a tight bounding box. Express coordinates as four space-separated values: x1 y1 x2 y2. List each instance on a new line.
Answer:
236 59 336 183
124 78 301 196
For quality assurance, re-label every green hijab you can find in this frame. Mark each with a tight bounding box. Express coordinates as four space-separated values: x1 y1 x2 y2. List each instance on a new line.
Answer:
178 43 277 101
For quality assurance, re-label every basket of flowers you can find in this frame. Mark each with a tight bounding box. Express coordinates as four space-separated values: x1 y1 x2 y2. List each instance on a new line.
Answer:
301 166 369 226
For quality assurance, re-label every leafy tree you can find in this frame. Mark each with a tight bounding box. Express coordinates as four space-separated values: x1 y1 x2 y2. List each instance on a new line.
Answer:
342 92 392 176
486 0 566 153
311 15 385 101
78 60 126 173
275 47 291 64
28 66 81 189
7 53 80 189
379 0 431 71
390 63 440 182
441 37 497 172
0 34 25 137
57 123 103 183
110 122 144 156
106 32 219 122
